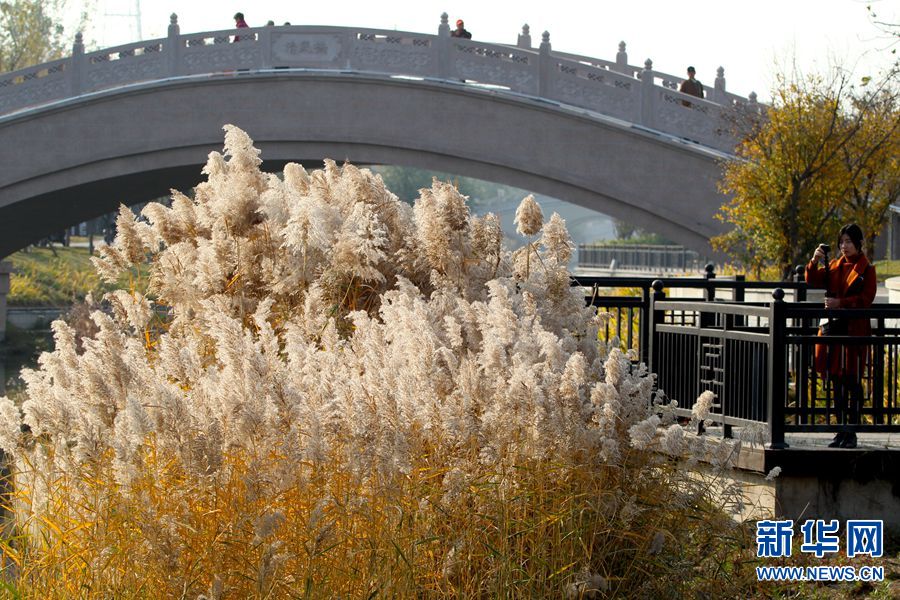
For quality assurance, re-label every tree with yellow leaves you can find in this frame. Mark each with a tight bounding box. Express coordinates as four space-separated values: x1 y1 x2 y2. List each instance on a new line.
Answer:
0 0 90 73
840 90 900 253
714 70 899 279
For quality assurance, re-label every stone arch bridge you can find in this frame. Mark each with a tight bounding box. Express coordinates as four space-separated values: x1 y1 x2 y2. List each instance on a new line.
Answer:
0 13 763 258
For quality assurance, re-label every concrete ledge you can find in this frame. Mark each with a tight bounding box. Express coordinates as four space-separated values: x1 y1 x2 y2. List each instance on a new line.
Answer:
6 307 63 330
687 431 900 535
886 276 900 303
775 476 900 537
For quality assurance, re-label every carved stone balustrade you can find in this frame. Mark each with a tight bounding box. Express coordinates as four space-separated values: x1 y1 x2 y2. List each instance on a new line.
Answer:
0 14 763 153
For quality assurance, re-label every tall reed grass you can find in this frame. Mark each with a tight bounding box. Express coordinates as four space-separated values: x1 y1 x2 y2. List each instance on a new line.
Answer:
0 126 762 598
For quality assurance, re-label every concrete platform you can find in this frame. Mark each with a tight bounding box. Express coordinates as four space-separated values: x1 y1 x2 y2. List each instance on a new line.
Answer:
690 425 900 536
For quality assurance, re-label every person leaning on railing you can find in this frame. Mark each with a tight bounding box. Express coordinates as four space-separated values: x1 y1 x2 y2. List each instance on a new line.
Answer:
805 223 876 449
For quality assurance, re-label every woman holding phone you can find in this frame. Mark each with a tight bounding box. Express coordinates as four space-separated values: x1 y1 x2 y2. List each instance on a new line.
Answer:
805 223 876 448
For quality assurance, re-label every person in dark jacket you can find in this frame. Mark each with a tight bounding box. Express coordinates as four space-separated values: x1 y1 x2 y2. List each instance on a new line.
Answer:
679 66 704 98
450 19 472 39
805 223 877 448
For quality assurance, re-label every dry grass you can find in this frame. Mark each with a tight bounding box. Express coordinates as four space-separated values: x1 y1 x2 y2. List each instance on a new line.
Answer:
0 441 764 598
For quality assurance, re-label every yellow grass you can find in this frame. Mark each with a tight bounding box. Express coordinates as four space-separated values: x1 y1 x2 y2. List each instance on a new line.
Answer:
2 440 760 598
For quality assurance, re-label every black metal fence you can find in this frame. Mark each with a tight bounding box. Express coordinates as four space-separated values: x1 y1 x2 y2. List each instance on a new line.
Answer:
575 265 808 365
575 267 900 447
777 303 900 441
644 287 900 447
648 298 772 437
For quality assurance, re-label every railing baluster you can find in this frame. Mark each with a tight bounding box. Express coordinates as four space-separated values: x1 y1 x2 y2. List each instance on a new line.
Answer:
767 289 788 448
874 318 885 425
626 306 634 351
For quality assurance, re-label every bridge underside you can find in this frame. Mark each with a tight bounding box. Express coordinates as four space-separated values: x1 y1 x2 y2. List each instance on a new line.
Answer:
0 73 730 258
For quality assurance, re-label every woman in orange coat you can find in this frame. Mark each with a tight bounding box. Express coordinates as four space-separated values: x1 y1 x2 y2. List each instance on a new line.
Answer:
805 223 876 448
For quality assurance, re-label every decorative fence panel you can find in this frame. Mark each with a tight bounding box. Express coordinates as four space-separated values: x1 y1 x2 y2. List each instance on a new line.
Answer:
548 59 637 122
642 291 900 447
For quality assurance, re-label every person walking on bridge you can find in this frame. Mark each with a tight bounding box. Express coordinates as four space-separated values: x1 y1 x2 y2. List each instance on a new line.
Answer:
233 12 249 42
805 223 877 449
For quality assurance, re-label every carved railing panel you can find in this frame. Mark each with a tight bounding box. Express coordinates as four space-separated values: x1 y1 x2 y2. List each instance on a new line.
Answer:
548 60 637 122
0 77 68 114
653 88 728 148
0 60 68 113
451 40 537 94
551 50 643 79
180 28 261 74
83 41 165 92
352 30 436 76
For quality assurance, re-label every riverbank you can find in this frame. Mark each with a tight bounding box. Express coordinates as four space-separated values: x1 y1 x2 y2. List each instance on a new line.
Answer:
5 245 112 306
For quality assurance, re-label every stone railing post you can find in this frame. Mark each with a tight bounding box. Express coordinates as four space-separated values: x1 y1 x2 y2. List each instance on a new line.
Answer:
259 23 273 69
639 58 654 127
0 262 11 344
69 32 85 96
714 66 726 103
615 41 628 73
538 31 551 98
437 12 450 79
517 24 531 48
748 91 759 116
166 14 181 77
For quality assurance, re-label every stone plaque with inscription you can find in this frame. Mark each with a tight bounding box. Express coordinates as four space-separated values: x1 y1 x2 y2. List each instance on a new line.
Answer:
272 34 341 65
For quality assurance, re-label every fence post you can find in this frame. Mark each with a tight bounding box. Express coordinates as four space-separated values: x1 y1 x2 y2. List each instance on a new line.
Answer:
639 283 651 366
259 21 273 69
733 274 745 302
538 31 552 98
873 317 885 424
714 66 726 103
794 265 807 302
517 24 531 48
614 41 628 73
789 265 810 423
437 13 450 79
639 58 654 127
69 32 85 96
700 263 716 332
704 263 716 301
648 280 666 374
166 13 180 77
767 289 789 448
730 274 745 330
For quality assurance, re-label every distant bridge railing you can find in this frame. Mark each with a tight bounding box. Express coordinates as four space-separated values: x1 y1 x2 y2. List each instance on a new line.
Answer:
0 14 761 153
578 243 707 273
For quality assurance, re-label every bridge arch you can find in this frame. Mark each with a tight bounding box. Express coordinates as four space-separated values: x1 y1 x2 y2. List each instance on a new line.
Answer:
0 72 732 257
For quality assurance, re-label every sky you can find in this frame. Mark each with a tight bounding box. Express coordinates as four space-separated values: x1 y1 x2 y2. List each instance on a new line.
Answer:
88 0 898 103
